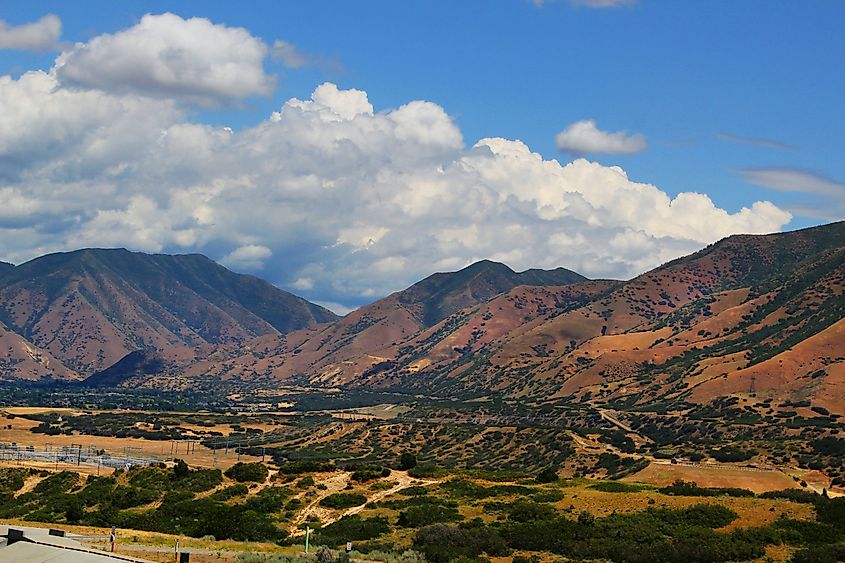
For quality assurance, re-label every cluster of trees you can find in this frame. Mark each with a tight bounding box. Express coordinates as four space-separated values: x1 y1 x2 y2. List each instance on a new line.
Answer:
0 461 289 542
658 480 754 498
410 499 845 563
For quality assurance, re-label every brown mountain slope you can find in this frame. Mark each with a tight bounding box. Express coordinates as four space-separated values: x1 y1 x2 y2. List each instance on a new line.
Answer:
112 222 845 415
0 318 78 381
155 260 591 387
380 221 845 411
0 248 337 376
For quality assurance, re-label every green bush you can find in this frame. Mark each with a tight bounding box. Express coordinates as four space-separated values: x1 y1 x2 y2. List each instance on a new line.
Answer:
590 481 650 493
791 542 845 563
507 501 556 523
277 460 336 474
0 468 28 493
320 493 367 509
398 504 463 527
535 466 558 483
243 486 291 514
209 484 250 501
413 522 507 563
399 453 417 470
225 462 270 483
407 464 446 478
34 471 79 496
350 464 390 483
709 446 756 463
398 486 428 496
297 476 316 488
658 480 754 498
313 515 391 547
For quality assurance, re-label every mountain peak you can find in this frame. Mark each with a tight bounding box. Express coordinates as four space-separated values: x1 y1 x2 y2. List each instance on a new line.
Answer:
0 248 337 376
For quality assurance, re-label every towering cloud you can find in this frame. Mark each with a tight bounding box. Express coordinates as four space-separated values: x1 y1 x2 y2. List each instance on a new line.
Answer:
0 71 791 306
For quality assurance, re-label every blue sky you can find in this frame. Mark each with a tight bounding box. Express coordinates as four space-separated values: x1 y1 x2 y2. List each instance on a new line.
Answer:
0 1 843 309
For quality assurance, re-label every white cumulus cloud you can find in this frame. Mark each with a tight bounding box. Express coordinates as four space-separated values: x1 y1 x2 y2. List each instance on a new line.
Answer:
53 13 274 105
556 119 647 155
0 76 791 307
0 14 61 52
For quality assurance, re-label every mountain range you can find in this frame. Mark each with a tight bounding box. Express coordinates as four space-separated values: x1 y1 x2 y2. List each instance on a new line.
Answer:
0 222 843 415
0 248 336 379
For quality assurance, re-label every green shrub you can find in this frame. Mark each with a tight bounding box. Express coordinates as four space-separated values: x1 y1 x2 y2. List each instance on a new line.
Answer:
709 446 756 463
313 515 391 547
33 471 79 496
277 460 336 474
407 464 446 478
319 493 367 509
350 464 390 483
297 476 316 488
398 504 463 527
0 468 28 493
243 486 291 514
535 466 558 483
507 501 556 523
590 481 650 493
225 462 270 483
658 480 754 498
209 484 249 501
399 453 417 470
413 522 507 563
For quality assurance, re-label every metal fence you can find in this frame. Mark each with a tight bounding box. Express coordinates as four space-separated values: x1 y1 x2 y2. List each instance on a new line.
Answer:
0 442 160 470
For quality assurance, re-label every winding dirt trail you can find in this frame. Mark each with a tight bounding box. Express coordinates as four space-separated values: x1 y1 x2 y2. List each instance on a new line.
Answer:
290 470 442 535
341 471 440 518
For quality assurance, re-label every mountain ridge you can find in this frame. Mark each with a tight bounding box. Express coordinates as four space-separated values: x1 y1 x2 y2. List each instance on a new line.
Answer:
1 223 844 417
0 248 337 376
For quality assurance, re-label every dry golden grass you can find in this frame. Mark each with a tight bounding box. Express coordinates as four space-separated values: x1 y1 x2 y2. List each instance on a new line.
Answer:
625 462 800 493
553 486 813 529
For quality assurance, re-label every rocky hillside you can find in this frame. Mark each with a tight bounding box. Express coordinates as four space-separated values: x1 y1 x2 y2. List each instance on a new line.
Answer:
374 221 845 414
0 248 337 376
2 222 844 418
169 221 845 416
166 260 590 387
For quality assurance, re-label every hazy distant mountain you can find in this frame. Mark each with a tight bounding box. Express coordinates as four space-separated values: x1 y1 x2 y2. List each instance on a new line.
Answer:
0 248 337 375
0 261 13 276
